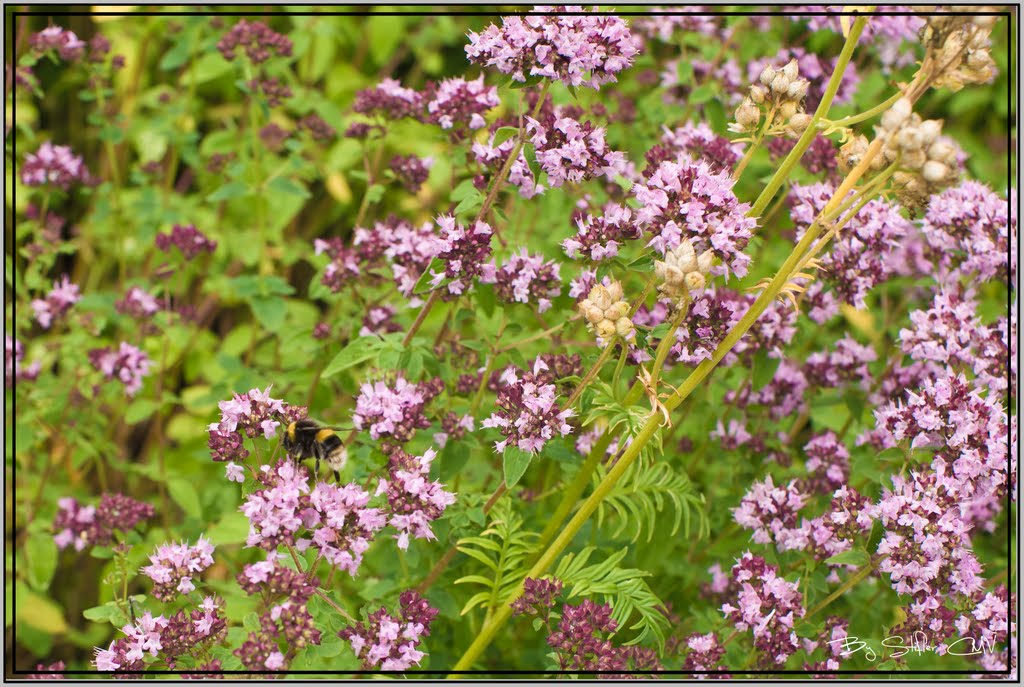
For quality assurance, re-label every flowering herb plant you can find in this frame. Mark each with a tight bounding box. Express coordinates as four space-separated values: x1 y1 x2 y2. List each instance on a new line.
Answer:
7 5 1016 680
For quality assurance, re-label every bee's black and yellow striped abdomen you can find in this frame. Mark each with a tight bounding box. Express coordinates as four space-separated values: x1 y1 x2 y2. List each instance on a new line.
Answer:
282 419 347 480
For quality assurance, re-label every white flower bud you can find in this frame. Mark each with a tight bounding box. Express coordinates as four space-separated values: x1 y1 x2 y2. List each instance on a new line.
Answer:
903 149 927 170
922 160 949 182
781 58 799 81
928 140 956 162
735 98 760 129
898 127 923 151
596 319 616 340
614 317 635 340
787 79 809 101
918 119 942 145
788 113 812 133
750 85 768 104
759 65 776 86
604 302 627 322
684 271 706 290
696 249 714 275
588 284 614 311
881 97 913 131
606 281 624 303
778 101 798 121
584 304 604 324
771 73 791 95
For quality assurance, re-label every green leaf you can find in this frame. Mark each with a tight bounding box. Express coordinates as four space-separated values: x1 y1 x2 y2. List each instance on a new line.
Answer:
824 549 870 567
502 446 533 488
250 297 287 330
322 336 378 378
124 398 160 425
25 535 58 591
751 350 781 390
412 257 444 295
453 192 483 216
207 181 250 202
689 83 716 104
365 183 386 204
168 478 202 518
205 511 251 546
83 601 127 627
267 176 311 199
16 582 67 634
492 126 519 146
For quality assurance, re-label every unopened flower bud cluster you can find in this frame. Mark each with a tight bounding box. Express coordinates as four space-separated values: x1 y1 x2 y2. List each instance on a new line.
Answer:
732 59 812 138
578 282 635 344
840 97 958 208
654 239 714 308
920 9 998 92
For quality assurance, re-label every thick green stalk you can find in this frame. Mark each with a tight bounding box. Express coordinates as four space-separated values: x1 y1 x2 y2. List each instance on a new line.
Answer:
749 15 869 218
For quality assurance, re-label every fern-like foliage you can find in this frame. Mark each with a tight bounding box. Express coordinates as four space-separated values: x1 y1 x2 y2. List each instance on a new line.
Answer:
583 380 664 462
553 546 670 648
453 500 538 617
592 460 710 543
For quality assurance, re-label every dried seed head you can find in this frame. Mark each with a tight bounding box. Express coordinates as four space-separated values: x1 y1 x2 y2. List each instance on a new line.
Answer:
735 98 760 130
750 85 768 104
759 65 776 86
922 159 949 183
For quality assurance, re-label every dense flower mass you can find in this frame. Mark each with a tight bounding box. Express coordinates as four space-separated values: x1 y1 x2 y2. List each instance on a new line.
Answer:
482 357 575 453
13 6 1015 679
30 26 86 60
721 552 806 666
352 376 437 443
920 180 1014 284
563 203 640 261
429 215 495 295
487 248 562 312
339 590 439 670
155 224 217 260
31 275 80 329
216 19 293 63
142 537 216 601
88 342 153 397
376 448 456 550
54 493 155 551
526 112 626 187
466 7 641 89
633 159 756 279
21 142 87 190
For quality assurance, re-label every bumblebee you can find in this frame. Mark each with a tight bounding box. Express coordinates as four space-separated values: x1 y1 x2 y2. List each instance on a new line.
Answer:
282 419 348 482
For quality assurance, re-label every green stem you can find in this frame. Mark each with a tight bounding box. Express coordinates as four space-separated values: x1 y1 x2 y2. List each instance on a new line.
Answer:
749 15 870 218
826 89 903 130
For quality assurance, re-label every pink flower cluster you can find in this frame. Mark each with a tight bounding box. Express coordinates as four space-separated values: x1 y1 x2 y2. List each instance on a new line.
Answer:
94 611 166 671
155 224 217 261
429 215 496 296
115 287 161 320
339 590 438 670
301 479 387 575
354 76 499 138
21 142 88 190
526 113 626 187
141 537 216 601
6 336 41 386
650 122 745 175
30 26 86 60
486 248 562 312
423 75 500 135
216 19 293 63
53 493 154 551
352 376 435 443
633 159 755 279
466 7 640 90
790 182 913 321
31 275 80 329
376 448 456 550
921 181 1014 285
207 385 305 462
88 342 153 397
482 357 574 454
563 203 639 261
721 552 806 667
